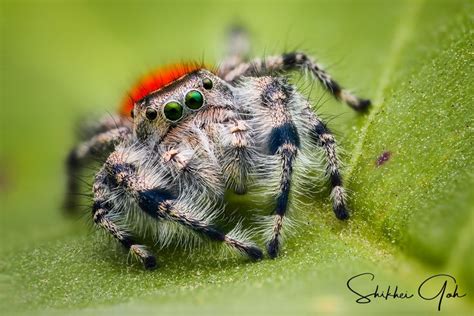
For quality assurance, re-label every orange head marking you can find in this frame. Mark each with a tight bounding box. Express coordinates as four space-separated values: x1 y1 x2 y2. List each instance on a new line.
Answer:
120 63 213 117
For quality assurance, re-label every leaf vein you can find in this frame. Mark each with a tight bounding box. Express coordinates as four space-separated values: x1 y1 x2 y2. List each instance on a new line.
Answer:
346 0 425 182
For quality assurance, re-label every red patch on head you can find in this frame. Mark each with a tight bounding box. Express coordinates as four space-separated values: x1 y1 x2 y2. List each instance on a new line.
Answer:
120 63 212 117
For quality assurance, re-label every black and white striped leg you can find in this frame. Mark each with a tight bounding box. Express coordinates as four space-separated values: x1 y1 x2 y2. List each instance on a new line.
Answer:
267 142 298 258
223 51 371 111
64 127 131 212
258 78 300 258
304 109 349 220
137 190 263 260
93 169 157 269
104 153 263 261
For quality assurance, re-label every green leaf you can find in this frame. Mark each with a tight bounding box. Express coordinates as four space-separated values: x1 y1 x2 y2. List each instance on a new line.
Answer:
1 0 472 315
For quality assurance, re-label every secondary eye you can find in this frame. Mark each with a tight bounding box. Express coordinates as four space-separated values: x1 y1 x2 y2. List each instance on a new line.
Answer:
202 78 213 90
145 107 157 120
185 90 204 110
163 101 183 121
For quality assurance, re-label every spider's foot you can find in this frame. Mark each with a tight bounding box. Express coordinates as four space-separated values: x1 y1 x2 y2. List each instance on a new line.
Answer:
232 241 263 261
354 98 372 112
334 204 350 220
266 238 280 259
143 255 158 270
244 245 264 261
130 245 157 270
339 90 372 112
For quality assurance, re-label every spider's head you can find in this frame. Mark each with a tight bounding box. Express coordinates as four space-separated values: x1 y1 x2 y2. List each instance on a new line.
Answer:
121 65 233 141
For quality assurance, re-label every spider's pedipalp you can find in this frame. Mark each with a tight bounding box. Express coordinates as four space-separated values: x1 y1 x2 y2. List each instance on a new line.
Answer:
159 124 227 200
222 51 371 111
217 119 257 194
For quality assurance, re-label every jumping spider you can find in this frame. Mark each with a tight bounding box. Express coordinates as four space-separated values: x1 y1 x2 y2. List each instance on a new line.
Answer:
64 29 370 269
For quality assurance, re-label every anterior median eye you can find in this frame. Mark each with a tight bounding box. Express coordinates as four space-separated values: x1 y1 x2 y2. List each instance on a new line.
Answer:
163 101 183 121
184 90 204 110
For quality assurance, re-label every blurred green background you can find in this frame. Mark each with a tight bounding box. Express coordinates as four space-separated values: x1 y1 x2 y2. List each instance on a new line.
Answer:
1 0 473 315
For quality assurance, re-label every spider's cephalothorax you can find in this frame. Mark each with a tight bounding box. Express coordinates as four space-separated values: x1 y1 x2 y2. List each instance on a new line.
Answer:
64 29 371 269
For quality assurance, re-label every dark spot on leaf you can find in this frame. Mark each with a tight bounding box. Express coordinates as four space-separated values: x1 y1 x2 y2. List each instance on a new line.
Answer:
376 151 392 167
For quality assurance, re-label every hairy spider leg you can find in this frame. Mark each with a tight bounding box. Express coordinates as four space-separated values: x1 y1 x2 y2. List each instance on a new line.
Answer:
222 51 371 111
93 168 157 269
236 77 300 258
301 107 349 219
95 150 263 268
64 127 131 212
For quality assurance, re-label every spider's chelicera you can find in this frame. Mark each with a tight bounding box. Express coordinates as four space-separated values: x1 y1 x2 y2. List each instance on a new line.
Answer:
64 30 371 270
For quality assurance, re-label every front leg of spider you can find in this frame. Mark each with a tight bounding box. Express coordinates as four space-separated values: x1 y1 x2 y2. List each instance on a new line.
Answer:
92 167 157 269
101 150 263 266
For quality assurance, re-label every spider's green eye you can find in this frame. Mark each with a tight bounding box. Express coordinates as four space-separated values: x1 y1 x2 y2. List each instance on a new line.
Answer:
163 101 183 121
202 78 213 90
185 90 204 110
